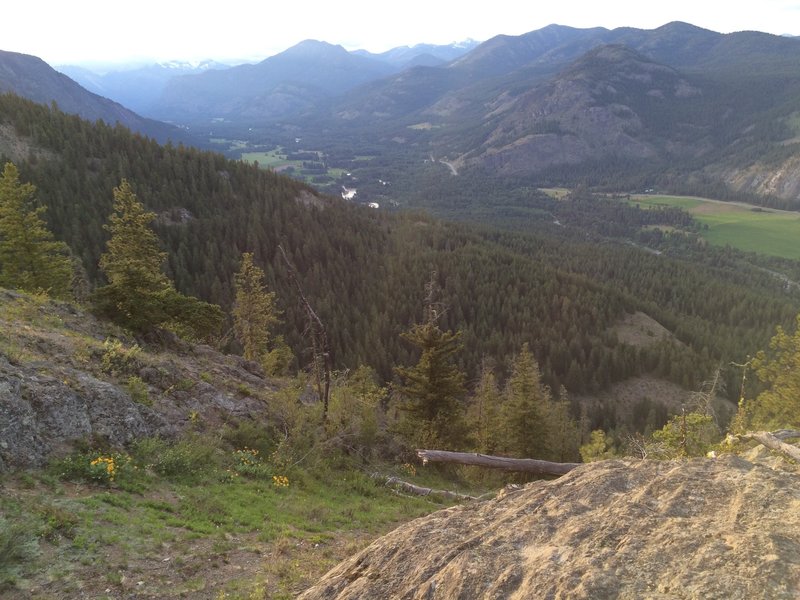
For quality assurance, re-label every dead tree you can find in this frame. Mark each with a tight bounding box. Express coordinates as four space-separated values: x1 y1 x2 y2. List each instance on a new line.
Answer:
423 271 446 325
733 430 800 463
417 449 581 476
278 244 331 418
371 473 483 501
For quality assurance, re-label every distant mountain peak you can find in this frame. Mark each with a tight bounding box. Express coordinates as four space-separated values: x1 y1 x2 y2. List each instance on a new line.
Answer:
655 21 716 34
156 59 223 71
281 39 349 58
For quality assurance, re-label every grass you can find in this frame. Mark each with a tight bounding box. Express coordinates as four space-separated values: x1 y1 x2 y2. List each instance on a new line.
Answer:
326 168 348 179
241 149 293 169
629 194 800 260
241 148 348 187
0 437 470 599
539 187 571 199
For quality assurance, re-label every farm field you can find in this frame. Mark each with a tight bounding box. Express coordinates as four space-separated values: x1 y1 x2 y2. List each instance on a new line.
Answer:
630 194 800 260
240 148 295 170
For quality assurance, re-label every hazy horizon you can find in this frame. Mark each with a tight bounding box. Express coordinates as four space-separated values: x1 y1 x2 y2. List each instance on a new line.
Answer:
4 0 799 68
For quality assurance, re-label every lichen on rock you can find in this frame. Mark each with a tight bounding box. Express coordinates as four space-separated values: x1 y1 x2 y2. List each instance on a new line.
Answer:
300 456 800 600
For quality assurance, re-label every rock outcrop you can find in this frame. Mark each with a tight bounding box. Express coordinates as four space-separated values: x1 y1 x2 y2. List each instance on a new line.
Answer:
300 456 800 599
0 289 276 470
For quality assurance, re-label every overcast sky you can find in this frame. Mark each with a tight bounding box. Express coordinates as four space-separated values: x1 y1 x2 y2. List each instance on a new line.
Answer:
6 0 800 67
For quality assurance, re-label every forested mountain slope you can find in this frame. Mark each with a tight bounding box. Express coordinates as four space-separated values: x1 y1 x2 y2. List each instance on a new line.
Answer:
0 93 797 423
0 50 180 143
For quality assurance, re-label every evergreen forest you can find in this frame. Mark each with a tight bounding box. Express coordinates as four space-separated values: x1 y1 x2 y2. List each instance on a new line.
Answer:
2 92 799 437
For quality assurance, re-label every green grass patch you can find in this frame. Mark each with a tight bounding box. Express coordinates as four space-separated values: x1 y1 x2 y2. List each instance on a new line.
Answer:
327 168 348 179
241 149 293 169
539 187 571 199
630 194 800 260
1 436 479 598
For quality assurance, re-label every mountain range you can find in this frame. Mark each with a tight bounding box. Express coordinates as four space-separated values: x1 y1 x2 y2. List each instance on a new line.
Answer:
0 50 180 142
57 60 229 115
3 23 800 203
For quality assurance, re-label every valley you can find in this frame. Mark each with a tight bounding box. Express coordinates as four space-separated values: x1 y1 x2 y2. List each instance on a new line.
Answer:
2 15 800 599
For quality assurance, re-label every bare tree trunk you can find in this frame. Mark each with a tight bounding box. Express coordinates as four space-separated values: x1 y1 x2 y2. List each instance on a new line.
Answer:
417 449 581 476
739 430 800 463
373 474 482 501
278 244 331 418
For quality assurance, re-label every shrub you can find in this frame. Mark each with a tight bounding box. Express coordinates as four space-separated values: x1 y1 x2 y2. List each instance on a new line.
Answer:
51 451 129 485
132 437 217 481
126 375 151 406
262 336 294 376
100 338 142 376
0 517 38 589
231 448 272 480
222 421 276 456
36 503 79 541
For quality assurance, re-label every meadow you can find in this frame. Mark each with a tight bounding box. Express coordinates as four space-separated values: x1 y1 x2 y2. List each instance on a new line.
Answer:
630 194 800 260
240 149 296 170
0 436 467 599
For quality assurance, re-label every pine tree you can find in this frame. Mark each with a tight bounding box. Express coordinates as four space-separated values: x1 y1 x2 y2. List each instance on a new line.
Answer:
394 322 467 450
468 362 503 454
99 180 170 292
734 314 800 431
93 179 172 331
499 343 551 459
233 252 279 362
547 386 581 462
0 162 72 297
93 179 223 338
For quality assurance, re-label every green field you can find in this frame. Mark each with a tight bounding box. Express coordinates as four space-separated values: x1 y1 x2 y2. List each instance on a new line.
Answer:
539 187 571 199
241 149 294 169
630 194 800 260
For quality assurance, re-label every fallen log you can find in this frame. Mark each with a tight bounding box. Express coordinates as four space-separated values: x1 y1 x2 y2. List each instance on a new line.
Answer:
768 429 800 441
416 449 581 476
739 430 800 463
369 473 484 501
381 475 480 501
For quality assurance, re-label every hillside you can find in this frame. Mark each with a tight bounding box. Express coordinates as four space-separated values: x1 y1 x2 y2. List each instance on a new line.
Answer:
0 51 180 143
452 44 700 176
352 40 480 69
9 23 800 204
0 288 467 598
1 92 800 425
5 284 796 598
0 289 273 471
300 454 800 599
3 284 799 598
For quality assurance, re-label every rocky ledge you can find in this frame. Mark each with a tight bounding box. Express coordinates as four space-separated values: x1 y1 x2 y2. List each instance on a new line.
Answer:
300 455 800 599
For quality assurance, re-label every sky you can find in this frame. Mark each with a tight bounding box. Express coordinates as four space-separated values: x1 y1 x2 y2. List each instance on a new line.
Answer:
5 0 800 67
